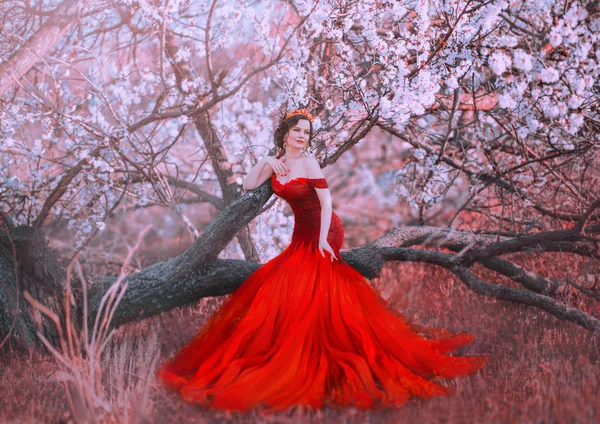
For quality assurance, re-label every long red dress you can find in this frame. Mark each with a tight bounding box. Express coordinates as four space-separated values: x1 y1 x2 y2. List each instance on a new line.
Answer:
157 174 486 414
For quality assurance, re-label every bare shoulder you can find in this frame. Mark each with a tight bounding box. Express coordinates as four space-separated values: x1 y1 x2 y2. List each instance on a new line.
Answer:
302 153 324 178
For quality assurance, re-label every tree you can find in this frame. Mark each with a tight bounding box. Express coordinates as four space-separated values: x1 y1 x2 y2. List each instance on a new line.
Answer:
1 0 599 353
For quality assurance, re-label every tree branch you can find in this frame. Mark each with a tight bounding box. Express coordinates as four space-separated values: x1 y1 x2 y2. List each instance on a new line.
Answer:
0 0 87 97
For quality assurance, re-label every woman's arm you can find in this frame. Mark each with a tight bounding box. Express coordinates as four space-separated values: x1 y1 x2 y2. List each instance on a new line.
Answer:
242 156 273 190
316 189 333 245
305 157 332 244
243 157 273 191
243 156 291 191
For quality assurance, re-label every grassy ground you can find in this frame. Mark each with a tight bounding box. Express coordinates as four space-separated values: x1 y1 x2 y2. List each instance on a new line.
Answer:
1 250 597 423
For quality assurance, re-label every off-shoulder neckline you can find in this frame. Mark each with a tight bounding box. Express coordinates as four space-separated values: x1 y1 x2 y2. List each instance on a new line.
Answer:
271 174 325 186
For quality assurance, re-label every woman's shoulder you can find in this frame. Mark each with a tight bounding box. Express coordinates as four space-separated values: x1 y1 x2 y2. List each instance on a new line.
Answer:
301 151 319 165
301 153 324 178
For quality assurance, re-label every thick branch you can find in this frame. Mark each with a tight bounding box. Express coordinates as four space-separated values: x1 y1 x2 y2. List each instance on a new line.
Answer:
86 179 274 326
451 267 600 332
81 218 600 334
458 229 589 265
372 225 505 250
367 246 600 332
477 257 561 295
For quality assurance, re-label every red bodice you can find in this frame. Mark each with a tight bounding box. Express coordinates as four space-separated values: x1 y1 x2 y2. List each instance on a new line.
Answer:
271 174 344 256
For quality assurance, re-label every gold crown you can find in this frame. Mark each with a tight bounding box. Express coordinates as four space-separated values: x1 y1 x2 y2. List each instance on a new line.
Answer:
285 108 313 122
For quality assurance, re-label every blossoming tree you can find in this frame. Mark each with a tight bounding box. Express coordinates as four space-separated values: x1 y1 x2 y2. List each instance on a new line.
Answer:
1 0 599 352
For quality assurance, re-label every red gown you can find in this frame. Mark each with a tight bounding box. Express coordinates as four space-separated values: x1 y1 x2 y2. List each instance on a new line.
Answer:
157 174 486 414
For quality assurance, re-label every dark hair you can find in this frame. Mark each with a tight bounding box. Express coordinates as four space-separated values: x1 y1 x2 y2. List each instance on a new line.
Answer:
273 114 314 158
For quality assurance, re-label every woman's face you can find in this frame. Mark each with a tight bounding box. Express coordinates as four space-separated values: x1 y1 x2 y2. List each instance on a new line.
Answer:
285 119 311 149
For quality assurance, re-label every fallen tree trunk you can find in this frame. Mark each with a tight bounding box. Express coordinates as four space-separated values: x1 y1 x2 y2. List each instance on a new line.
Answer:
2 181 599 355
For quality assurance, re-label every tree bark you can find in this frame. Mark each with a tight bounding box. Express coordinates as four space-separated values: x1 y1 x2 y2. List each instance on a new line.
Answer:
0 225 72 352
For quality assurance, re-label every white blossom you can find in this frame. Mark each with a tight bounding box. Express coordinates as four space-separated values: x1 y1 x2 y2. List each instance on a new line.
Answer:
548 25 563 47
540 67 560 83
488 51 512 75
174 46 191 63
513 50 533 72
568 113 584 135
498 93 516 109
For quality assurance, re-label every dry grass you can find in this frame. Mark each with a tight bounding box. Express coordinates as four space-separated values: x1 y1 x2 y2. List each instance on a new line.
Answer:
2 256 598 423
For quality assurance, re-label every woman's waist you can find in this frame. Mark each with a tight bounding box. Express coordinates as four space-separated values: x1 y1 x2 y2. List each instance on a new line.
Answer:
290 214 344 252
291 213 343 237
292 210 341 225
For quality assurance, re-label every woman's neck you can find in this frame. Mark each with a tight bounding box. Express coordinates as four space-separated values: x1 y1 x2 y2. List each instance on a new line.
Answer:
285 150 304 160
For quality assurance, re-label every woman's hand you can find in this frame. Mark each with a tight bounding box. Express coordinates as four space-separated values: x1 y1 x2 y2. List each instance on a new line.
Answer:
264 157 290 177
318 239 338 262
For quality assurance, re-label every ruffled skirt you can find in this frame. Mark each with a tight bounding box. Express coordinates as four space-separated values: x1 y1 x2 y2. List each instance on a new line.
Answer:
158 241 486 414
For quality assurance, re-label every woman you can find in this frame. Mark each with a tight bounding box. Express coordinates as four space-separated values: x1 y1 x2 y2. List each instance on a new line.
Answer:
157 109 487 414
